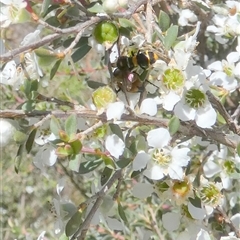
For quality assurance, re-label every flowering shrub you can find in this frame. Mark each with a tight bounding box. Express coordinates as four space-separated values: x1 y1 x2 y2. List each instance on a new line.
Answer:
1 0 240 239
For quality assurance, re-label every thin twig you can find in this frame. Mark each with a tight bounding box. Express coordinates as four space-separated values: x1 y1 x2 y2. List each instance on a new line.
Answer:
71 169 123 239
0 108 238 149
216 206 240 238
206 90 240 134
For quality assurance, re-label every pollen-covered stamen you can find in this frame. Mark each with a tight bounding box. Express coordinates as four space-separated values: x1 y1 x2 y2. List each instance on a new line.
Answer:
223 160 235 174
223 64 233 76
162 68 185 90
185 88 206 108
199 183 222 206
152 149 171 166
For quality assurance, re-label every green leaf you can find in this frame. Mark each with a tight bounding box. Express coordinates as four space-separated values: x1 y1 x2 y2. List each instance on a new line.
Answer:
65 114 77 138
158 11 170 32
50 115 61 137
168 116 180 135
87 80 106 89
87 2 104 13
109 123 124 141
40 0 51 17
118 202 128 223
70 139 82 155
50 59 62 80
25 128 37 153
118 18 136 28
101 167 113 186
164 25 178 50
71 45 91 63
237 142 240 157
102 156 115 169
14 144 25 173
21 100 35 111
63 37 89 49
189 197 202 208
78 158 103 174
13 130 27 144
116 157 131 168
24 79 39 99
65 211 82 237
69 154 81 172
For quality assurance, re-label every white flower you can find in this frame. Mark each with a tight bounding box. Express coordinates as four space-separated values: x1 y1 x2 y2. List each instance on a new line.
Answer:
105 134 125 159
174 76 217 128
144 146 190 180
0 118 16 147
0 0 27 28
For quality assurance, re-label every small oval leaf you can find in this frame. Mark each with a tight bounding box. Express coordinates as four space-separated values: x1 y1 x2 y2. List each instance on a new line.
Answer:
118 202 128 223
65 114 77 138
109 123 124 141
25 128 37 153
168 116 180 135
164 25 178 50
78 158 103 174
50 115 62 137
101 167 113 186
65 211 82 237
50 59 62 80
158 11 170 32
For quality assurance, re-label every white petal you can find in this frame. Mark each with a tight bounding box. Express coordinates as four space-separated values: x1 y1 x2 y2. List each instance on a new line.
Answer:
227 51 240 63
168 165 184 180
208 61 223 71
230 213 240 230
174 101 196 121
106 102 125 120
105 134 125 159
196 229 211 240
132 183 154 199
140 98 157 116
195 104 216 128
162 212 181 231
188 202 206 220
147 128 171 148
162 91 180 111
144 164 164 180
132 151 150 171
171 147 190 166
203 160 221 178
56 177 65 196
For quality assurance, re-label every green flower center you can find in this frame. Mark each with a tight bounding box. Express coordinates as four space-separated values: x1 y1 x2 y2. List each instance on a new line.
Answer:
162 68 185 90
199 183 222 206
185 88 206 109
172 181 190 197
223 64 233 76
152 149 171 166
223 160 235 174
